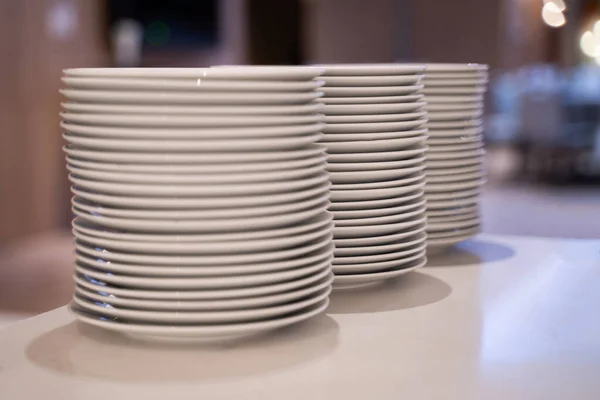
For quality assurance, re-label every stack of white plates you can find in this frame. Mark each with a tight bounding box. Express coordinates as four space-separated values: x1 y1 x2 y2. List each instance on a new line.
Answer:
60 66 334 342
421 63 489 253
316 64 429 288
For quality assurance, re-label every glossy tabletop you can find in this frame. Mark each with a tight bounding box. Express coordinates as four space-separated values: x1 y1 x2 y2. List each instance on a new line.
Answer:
1 233 599 400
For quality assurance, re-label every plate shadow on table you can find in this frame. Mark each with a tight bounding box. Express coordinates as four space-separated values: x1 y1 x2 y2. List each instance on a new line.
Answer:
426 237 516 267
25 314 339 382
327 271 452 314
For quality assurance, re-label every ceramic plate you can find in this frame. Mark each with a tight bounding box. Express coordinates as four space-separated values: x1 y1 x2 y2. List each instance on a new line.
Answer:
75 240 333 277
69 299 330 341
427 228 480 246
74 274 333 311
426 164 484 177
427 217 480 232
62 121 323 140
426 110 483 121
425 187 481 201
324 136 426 153
71 211 331 244
329 189 424 211
333 216 426 239
317 64 425 76
422 78 487 87
426 156 484 169
426 178 486 193
327 155 425 172
327 147 426 163
333 242 426 265
323 118 427 134
63 143 325 164
320 94 423 105
322 102 425 115
334 206 425 227
427 224 481 239
60 89 324 105
424 102 483 111
423 87 486 95
331 182 425 202
333 223 426 247
335 232 426 255
425 72 488 79
427 210 479 223
62 101 324 115
427 134 483 146
72 202 328 233
428 142 483 153
64 66 325 80
71 286 331 325
424 119 482 129
67 160 325 184
425 95 484 104
426 148 485 160
332 198 426 219
322 74 422 86
333 253 426 276
74 266 332 300
322 85 422 97
426 204 478 217
322 128 427 143
423 63 488 72
323 111 426 123
332 172 424 190
62 76 324 91
425 195 479 210
61 112 323 128
426 171 485 183
69 171 328 197
330 164 425 184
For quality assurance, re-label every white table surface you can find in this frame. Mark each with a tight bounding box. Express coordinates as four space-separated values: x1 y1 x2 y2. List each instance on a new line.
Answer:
1 233 599 400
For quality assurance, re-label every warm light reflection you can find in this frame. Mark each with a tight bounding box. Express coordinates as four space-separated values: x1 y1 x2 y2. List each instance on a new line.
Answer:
543 0 566 12
542 2 566 27
580 21 600 64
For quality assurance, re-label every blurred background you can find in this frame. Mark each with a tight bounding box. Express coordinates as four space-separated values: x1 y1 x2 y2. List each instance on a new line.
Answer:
0 0 598 323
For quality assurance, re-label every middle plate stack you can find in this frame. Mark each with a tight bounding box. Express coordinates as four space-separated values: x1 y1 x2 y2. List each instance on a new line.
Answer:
60 66 334 341
317 64 429 289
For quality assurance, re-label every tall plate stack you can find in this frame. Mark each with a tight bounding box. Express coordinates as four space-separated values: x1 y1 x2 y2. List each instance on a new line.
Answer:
317 64 429 289
60 67 333 342
421 63 489 254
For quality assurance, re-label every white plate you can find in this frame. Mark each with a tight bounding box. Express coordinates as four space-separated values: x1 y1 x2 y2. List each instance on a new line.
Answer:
75 240 333 277
328 155 425 172
327 147 426 163
426 156 484 169
323 118 427 134
71 211 331 245
335 232 426 255
333 242 426 265
422 78 487 87
426 164 484 177
427 110 483 121
73 201 328 233
62 76 324 91
428 142 483 153
335 206 425 227
70 171 328 196
65 151 327 174
428 127 484 139
426 195 479 210
425 187 481 201
323 111 427 124
424 102 483 111
333 216 426 239
332 173 424 190
61 112 323 128
321 75 423 86
322 85 422 97
72 286 331 325
427 134 483 146
63 143 325 164
72 190 329 220
67 161 325 184
329 189 423 211
74 266 332 300
426 171 485 183
64 66 325 80
425 72 489 79
74 256 332 290
69 299 329 341
426 148 485 160
332 198 426 219
62 101 324 115
317 64 425 76
333 252 426 275
425 94 484 104
323 128 427 143
330 164 425 184
331 181 425 202
334 223 426 247
427 217 480 232
426 179 486 193
424 119 482 129
320 94 423 105
423 63 488 72
324 136 426 153
60 89 323 105
427 224 481 239
62 121 323 140
426 204 478 217
427 228 480 246
63 132 322 152
322 102 425 115
71 180 329 210
423 87 486 95
75 275 333 311
427 210 479 223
